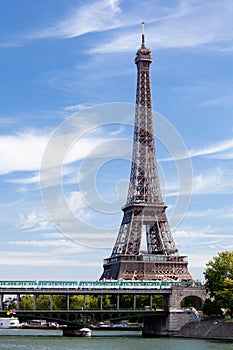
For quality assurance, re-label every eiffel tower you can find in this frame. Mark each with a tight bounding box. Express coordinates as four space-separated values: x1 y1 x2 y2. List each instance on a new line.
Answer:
100 23 193 282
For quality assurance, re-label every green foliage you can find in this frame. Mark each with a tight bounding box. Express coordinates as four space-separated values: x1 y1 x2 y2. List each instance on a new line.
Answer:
102 295 114 309
8 301 17 310
36 295 50 310
52 295 67 310
86 295 99 309
17 292 164 312
120 295 134 308
152 295 163 309
19 295 34 310
203 298 222 316
136 295 149 308
205 251 233 317
70 295 85 309
181 296 196 308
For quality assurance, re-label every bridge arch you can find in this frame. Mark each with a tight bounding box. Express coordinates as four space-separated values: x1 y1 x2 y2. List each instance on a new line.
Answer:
169 286 207 310
180 295 203 309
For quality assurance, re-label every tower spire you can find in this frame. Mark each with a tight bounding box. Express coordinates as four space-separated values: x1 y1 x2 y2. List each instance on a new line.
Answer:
141 21 145 47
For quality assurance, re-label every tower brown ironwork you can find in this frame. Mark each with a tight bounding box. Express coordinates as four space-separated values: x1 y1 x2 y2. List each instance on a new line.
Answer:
100 23 193 282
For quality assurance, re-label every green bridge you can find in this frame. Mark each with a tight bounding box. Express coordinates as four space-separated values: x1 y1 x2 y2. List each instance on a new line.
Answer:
0 308 167 326
0 281 206 336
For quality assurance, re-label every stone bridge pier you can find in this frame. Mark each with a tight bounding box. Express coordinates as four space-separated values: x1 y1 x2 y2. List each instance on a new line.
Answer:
143 285 207 337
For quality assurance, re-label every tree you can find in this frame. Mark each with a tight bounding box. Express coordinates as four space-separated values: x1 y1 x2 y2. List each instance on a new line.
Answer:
52 295 67 310
86 295 99 309
70 295 85 309
36 295 50 310
102 295 114 309
120 295 134 309
203 298 222 317
8 300 17 311
152 295 163 309
136 295 150 309
181 296 196 308
204 250 233 317
19 295 34 310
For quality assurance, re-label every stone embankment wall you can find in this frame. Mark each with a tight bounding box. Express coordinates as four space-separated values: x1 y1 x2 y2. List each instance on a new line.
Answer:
175 321 233 341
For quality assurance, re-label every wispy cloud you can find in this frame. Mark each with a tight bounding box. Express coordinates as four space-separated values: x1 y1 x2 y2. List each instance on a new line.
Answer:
9 239 85 251
188 253 216 269
175 227 233 256
6 173 40 185
0 131 49 175
90 0 233 54
9 239 71 247
64 103 93 111
0 116 18 125
0 128 117 175
0 40 21 48
4 0 233 55
192 167 233 195
165 165 233 197
209 151 233 160
175 229 232 240
201 93 233 107
18 211 55 232
160 137 233 162
190 139 233 158
0 251 100 267
29 0 124 40
185 206 233 220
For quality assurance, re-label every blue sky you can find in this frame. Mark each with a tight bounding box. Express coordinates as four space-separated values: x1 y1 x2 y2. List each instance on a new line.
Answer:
0 0 233 281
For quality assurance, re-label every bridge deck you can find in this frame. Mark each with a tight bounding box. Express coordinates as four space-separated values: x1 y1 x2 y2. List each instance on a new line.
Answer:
0 287 172 295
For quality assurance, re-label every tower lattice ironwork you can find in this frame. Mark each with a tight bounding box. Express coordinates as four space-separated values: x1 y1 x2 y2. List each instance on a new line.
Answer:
100 23 193 282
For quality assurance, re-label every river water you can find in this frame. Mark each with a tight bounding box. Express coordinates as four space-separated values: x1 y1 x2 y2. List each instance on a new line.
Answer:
0 330 232 350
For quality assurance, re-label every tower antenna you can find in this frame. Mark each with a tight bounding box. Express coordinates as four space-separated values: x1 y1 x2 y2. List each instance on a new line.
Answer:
141 21 145 47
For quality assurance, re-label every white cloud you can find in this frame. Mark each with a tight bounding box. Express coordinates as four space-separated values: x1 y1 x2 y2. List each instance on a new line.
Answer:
192 167 233 195
64 103 93 111
9 239 75 248
224 208 233 219
90 0 233 54
0 40 21 48
29 0 123 40
188 253 214 268
6 173 40 185
200 93 233 107
0 131 49 175
18 211 55 232
0 127 118 176
160 137 233 162
185 208 219 219
209 151 233 160
8 239 88 255
2 0 233 55
0 251 100 267
175 229 232 240
184 206 233 221
189 138 233 159
0 116 18 125
166 166 233 197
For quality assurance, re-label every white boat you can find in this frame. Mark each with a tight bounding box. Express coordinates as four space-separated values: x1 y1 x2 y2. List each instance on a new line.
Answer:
78 327 92 337
0 317 21 329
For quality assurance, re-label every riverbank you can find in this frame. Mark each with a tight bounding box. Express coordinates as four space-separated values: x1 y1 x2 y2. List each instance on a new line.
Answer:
175 320 233 341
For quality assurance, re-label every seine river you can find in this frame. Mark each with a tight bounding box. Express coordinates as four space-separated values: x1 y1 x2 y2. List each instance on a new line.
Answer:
0 329 232 350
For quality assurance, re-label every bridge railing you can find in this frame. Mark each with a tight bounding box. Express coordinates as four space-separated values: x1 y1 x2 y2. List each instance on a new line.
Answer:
0 280 202 290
